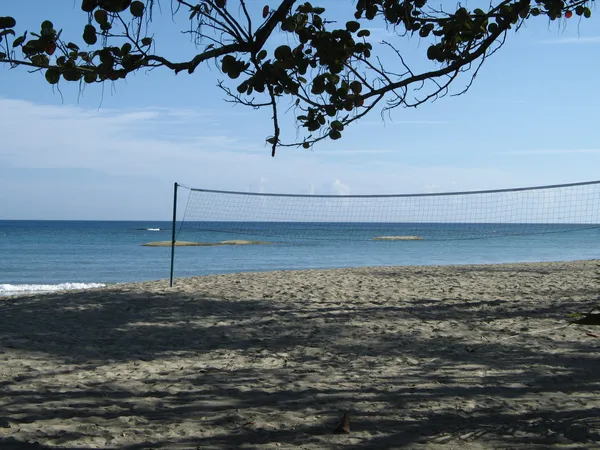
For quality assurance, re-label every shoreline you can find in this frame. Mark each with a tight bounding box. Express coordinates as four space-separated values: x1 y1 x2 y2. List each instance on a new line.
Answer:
1 259 600 448
11 257 600 292
2 258 599 299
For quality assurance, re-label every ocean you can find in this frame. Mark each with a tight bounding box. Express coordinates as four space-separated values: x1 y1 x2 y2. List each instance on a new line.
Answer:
1 220 599 296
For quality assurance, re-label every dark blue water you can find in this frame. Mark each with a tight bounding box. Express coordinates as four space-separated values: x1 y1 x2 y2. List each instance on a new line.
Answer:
1 220 599 295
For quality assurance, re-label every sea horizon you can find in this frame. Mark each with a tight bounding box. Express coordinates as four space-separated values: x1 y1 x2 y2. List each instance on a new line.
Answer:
2 219 599 296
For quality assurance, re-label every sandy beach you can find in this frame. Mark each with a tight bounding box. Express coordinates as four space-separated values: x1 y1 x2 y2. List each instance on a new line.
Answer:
1 259 600 449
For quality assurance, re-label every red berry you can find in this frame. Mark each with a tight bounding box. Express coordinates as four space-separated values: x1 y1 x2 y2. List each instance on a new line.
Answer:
565 11 573 18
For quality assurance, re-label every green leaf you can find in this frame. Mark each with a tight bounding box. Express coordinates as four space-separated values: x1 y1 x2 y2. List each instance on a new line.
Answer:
22 39 42 55
83 24 97 45
100 0 132 13
310 81 325 95
328 129 342 140
94 10 108 25
45 68 60 84
62 69 82 82
426 45 438 60
583 7 592 19
350 81 362 94
12 31 26 47
331 120 344 131
141 37 152 46
570 313 600 326
81 0 98 13
518 7 529 19
346 21 360 33
41 20 53 31
221 54 235 72
130 1 145 17
298 2 313 13
0 29 15 39
236 82 247 94
256 49 267 61
0 16 16 29
31 54 50 66
325 106 336 116
357 29 370 38
274 45 292 60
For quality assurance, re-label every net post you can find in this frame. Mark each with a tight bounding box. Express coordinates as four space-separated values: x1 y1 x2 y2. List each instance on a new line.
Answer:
169 182 178 288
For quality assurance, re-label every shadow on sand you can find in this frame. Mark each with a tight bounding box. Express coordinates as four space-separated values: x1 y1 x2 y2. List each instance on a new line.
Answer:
1 275 599 449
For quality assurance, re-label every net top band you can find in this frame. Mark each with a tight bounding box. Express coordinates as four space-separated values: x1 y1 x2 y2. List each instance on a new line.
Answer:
177 179 600 199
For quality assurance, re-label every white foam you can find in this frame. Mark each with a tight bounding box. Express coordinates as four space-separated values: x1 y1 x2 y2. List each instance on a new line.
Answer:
0 282 106 296
146 228 161 231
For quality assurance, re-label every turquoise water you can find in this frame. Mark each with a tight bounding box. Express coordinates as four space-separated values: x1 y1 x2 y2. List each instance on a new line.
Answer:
1 220 599 295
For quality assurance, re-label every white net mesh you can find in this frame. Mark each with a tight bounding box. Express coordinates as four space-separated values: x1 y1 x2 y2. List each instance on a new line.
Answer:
174 181 600 242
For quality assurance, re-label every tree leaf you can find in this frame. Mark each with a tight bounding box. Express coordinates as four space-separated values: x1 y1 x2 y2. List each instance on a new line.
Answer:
0 17 17 29
44 67 60 84
129 1 144 17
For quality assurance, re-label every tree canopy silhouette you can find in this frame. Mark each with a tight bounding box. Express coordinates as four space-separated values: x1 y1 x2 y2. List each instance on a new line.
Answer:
0 1 593 155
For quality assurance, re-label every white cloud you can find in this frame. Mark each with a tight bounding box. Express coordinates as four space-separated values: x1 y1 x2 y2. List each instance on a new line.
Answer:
258 177 269 193
331 179 351 195
0 98 580 219
497 148 600 155
424 183 441 193
537 36 600 45
312 149 394 155
362 119 451 126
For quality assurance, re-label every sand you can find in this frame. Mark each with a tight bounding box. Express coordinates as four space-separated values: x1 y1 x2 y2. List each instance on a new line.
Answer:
1 260 600 449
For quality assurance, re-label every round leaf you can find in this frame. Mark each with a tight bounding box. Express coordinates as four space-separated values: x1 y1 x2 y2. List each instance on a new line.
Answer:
83 24 98 45
41 20 54 31
274 45 292 60
84 72 97 83
346 21 360 33
99 0 131 13
331 120 344 131
0 17 16 29
81 0 99 13
45 68 60 84
94 10 108 25
329 129 342 140
129 1 144 17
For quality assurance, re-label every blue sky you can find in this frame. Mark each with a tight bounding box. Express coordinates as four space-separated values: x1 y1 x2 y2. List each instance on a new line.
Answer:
1 1 599 220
